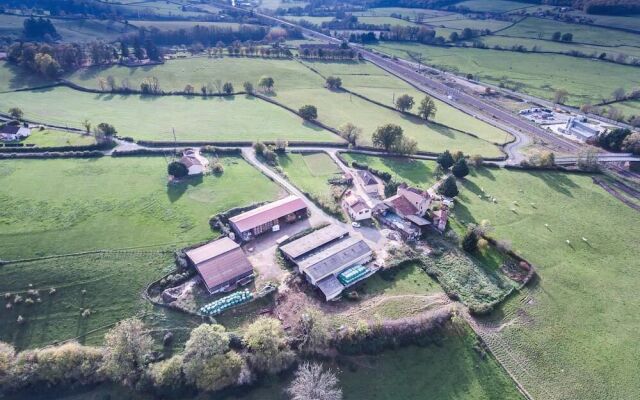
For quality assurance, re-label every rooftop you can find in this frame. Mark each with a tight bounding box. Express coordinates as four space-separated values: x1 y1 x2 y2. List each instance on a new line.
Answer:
298 237 372 282
385 194 418 217
358 170 378 186
280 224 349 260
186 237 253 292
230 195 307 233
316 275 344 301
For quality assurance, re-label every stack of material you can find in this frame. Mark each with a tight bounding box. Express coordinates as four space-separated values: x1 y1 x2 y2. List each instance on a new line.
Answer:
199 290 253 316
338 265 369 286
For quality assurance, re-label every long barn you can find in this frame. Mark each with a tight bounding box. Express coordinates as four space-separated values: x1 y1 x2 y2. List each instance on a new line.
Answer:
229 195 308 241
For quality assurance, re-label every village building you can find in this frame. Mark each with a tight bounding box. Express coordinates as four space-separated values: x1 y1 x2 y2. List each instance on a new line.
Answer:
375 183 435 240
229 195 308 241
180 148 210 175
185 237 254 294
280 225 375 300
431 207 449 233
357 169 383 197
341 191 372 221
0 125 31 142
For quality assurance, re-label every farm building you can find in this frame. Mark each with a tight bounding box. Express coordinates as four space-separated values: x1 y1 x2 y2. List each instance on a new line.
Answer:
342 191 372 221
0 125 31 141
179 148 210 175
229 195 308 241
281 225 375 300
185 237 254 294
384 183 432 217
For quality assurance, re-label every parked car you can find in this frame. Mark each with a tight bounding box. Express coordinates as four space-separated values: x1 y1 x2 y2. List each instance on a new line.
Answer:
351 222 361 228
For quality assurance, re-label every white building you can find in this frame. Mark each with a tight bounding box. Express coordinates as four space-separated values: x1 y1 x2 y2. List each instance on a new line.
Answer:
0 126 31 142
357 170 383 197
180 148 210 175
342 191 372 221
396 183 432 216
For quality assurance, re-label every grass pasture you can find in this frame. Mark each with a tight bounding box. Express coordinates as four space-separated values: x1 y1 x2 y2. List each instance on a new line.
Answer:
456 0 533 13
426 17 515 32
0 62 53 92
130 20 245 30
452 167 640 399
0 87 340 142
371 42 640 105
0 156 282 260
357 16 421 27
12 129 97 148
0 252 173 349
63 57 506 155
610 99 640 119
340 152 438 187
353 7 452 19
277 152 345 218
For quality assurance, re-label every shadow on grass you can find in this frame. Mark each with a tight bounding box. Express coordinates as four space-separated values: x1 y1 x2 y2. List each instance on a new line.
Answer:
532 170 579 197
167 174 204 203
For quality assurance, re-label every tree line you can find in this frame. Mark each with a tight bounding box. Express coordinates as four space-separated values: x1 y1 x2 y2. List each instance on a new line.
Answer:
132 25 270 47
22 17 59 40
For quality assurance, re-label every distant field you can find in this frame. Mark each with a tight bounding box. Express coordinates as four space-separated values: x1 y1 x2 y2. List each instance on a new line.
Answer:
500 17 640 47
130 20 244 30
0 87 340 142
353 7 452 19
63 57 506 155
0 156 282 260
11 129 97 147
610 99 640 118
0 14 135 42
283 15 334 25
566 11 640 32
371 42 640 106
453 167 640 399
358 16 421 27
116 0 209 17
425 17 515 32
456 0 532 13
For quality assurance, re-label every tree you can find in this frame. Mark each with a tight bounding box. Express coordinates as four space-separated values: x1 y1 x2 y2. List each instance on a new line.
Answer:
258 76 275 92
451 158 469 178
243 81 254 93
469 154 483 167
554 89 569 105
299 105 318 121
461 229 478 253
551 31 562 41
96 123 117 137
149 355 184 390
253 141 266 156
325 76 342 90
612 87 626 101
244 317 295 374
438 175 459 198
417 96 437 121
395 94 414 112
287 362 342 400
437 150 455 170
338 122 362 145
372 124 403 152
101 318 154 387
539 151 555 167
168 161 189 178
561 32 573 42
576 148 599 171
182 324 244 392
596 128 631 152
393 136 418 155
81 119 91 134
184 84 195 94
449 31 459 42
34 53 61 78
0 342 16 387
223 82 234 95
8 107 23 120
296 309 330 354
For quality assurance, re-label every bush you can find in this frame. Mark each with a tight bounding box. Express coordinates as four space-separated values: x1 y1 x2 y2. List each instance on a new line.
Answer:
451 158 469 178
168 161 188 178
462 230 478 253
438 176 459 198
298 105 318 121
212 162 224 174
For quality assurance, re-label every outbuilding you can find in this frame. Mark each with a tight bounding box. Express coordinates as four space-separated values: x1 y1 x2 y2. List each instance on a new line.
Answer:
229 195 308 241
186 237 254 294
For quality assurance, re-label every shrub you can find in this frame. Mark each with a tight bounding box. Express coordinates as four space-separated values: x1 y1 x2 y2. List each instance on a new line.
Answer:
244 317 295 374
437 150 454 170
253 141 266 156
462 230 479 253
168 161 188 178
101 318 155 387
438 176 459 198
299 105 318 121
212 162 224 174
451 158 469 178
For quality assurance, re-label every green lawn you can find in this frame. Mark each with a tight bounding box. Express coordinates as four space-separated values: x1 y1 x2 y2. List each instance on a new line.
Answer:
358 262 442 298
609 99 640 119
452 166 640 399
565 11 640 32
0 156 283 260
0 61 53 92
277 152 344 218
456 0 533 13
63 57 506 155
370 42 640 106
0 87 340 143
12 129 97 147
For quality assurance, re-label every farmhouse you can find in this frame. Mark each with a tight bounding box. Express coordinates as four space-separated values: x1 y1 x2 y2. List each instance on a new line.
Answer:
186 237 254 294
180 148 210 175
0 125 31 141
229 195 308 241
342 191 372 221
281 225 375 300
357 169 383 196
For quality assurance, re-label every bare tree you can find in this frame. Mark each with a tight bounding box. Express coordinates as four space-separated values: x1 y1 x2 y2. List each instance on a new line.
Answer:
81 119 91 134
287 362 342 400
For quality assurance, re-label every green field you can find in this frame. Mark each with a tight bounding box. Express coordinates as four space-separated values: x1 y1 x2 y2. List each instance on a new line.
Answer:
0 253 174 349
500 17 640 47
283 15 335 25
62 57 507 154
116 0 209 17
426 17 515 32
277 152 344 217
566 11 640 32
130 20 245 30
610 99 640 118
0 156 282 260
371 42 640 106
358 16 421 27
0 14 135 42
353 7 452 19
0 87 340 142
341 152 438 187
10 129 97 147
457 0 533 13
452 167 640 399
0 62 54 92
